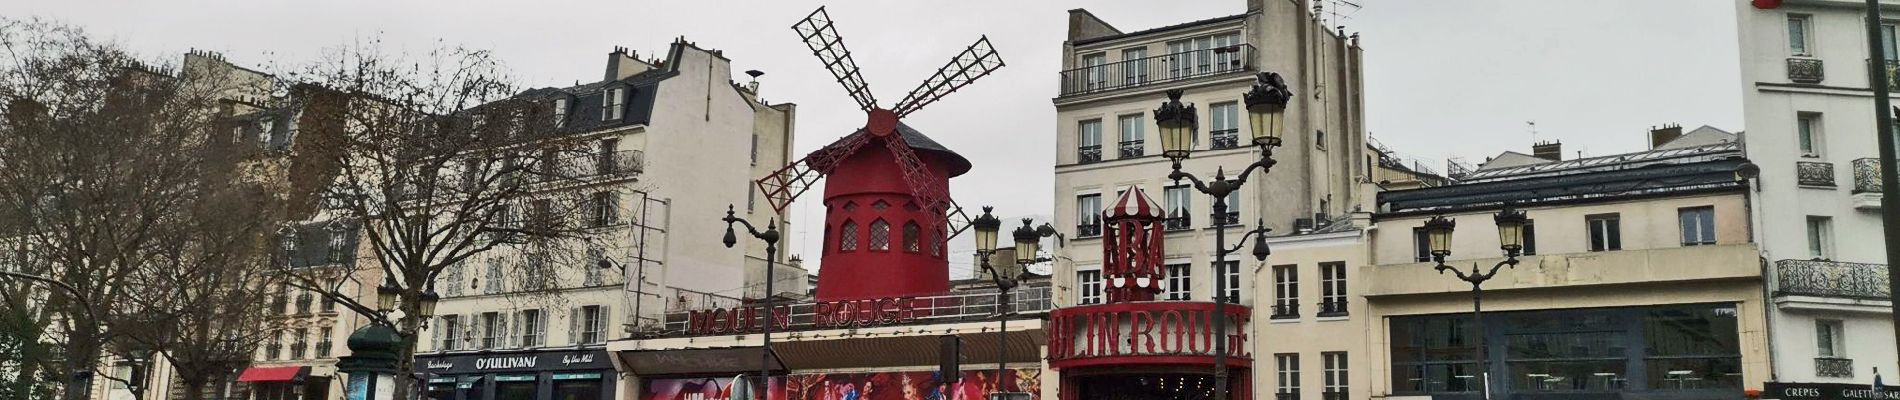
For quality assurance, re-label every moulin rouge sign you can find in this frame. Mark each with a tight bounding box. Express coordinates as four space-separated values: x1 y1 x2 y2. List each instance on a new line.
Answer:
1047 303 1252 367
684 296 922 335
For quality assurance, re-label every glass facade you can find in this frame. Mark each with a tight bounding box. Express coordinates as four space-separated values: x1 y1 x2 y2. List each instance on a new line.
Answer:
1389 303 1742 399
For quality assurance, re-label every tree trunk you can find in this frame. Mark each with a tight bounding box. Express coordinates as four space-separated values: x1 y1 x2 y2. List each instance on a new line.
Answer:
181 377 207 400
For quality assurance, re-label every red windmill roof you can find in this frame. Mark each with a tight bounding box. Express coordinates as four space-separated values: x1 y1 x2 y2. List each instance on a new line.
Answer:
1106 186 1164 219
812 121 972 177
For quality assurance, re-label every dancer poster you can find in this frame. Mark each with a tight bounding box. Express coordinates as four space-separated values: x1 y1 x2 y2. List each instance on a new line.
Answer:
644 369 1039 400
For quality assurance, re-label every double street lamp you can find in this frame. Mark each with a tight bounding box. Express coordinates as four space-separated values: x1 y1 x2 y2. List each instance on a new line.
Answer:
972 207 1051 399
722 205 782 399
1419 206 1529 400
1151 72 1290 400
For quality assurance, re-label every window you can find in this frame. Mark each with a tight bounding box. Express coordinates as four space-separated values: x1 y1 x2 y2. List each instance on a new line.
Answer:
291 328 308 359
1678 206 1716 246
597 138 620 174
437 316 461 350
1413 228 1433 262
1165 32 1243 78
903 221 922 253
1222 260 1242 303
1271 265 1298 319
585 249 606 287
280 229 298 265
320 294 336 313
315 327 333 358
485 259 504 294
839 220 859 251
1275 353 1301 397
1118 114 1144 158
267 330 283 360
1211 102 1239 149
552 98 568 128
1885 23 1899 62
1797 112 1822 157
1807 216 1834 259
1077 270 1103 305
1164 263 1192 300
1522 220 1538 256
869 220 891 251
602 88 625 121
1817 319 1845 358
294 292 312 315
1164 185 1192 230
1316 130 1327 150
1120 47 1148 84
520 309 545 348
933 228 945 257
1319 262 1347 317
1077 194 1103 236
1213 191 1240 226
1078 119 1103 163
1323 352 1348 398
481 312 503 349
591 191 618 227
442 262 464 297
1788 15 1813 56
1081 53 1107 89
530 199 553 232
326 227 349 263
576 305 605 344
750 133 760 166
1587 214 1622 252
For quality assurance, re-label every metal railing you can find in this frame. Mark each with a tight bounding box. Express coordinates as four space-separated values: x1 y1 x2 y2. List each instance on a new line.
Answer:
1270 301 1299 319
1119 140 1145 159
1854 157 1882 194
1873 59 1898 90
1788 57 1824 84
1059 44 1256 97
1797 161 1835 187
1817 357 1854 378
535 150 644 183
1165 215 1192 231
666 287 743 312
658 285 1054 336
1776 259 1888 299
1077 223 1102 237
1211 131 1240 149
1274 391 1300 400
1211 211 1240 226
1078 145 1102 164
1318 299 1348 316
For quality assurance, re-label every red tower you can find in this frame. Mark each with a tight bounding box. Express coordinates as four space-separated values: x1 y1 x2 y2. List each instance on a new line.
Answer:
755 7 1004 301
1102 186 1167 303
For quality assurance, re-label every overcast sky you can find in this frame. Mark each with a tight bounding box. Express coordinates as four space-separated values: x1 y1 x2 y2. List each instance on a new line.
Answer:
4 0 1744 279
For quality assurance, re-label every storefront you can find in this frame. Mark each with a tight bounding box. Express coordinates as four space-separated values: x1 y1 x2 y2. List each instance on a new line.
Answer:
1046 301 1253 400
415 349 614 400
236 365 330 400
1386 303 1745 400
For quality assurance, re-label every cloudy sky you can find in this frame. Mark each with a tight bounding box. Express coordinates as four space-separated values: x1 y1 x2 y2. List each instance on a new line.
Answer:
4 0 1744 279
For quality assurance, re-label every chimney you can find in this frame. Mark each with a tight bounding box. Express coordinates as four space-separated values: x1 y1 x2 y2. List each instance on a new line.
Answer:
1532 140 1563 161
1648 123 1684 149
604 46 654 81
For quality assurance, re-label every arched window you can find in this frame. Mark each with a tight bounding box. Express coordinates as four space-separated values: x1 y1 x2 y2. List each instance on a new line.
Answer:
932 228 945 257
839 220 859 251
869 220 891 251
903 221 922 253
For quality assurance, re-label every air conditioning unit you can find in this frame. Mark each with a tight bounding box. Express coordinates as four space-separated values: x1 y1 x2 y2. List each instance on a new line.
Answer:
1294 218 1314 234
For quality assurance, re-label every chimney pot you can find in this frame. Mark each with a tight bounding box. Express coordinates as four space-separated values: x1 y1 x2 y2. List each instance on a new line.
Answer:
1532 140 1563 161
1648 123 1684 149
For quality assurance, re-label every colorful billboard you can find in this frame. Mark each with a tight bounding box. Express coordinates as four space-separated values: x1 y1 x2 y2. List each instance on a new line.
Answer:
643 369 1040 400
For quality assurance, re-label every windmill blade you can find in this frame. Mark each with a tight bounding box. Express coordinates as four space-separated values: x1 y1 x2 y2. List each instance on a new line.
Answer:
792 7 878 111
882 136 954 229
943 200 974 239
756 130 874 213
891 36 1005 118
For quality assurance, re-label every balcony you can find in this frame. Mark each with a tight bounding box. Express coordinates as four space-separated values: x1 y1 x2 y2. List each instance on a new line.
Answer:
1077 223 1102 237
1788 57 1824 84
1270 301 1299 319
1797 161 1835 187
1211 131 1240 150
1078 145 1103 164
1275 391 1301 400
1853 158 1883 209
538 150 644 183
1165 215 1192 231
1059 44 1256 97
1318 299 1348 317
1119 140 1145 159
656 285 1054 338
1775 259 1887 300
1817 357 1854 378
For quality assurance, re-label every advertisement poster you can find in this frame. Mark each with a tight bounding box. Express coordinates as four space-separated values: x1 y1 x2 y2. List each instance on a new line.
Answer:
644 369 1039 400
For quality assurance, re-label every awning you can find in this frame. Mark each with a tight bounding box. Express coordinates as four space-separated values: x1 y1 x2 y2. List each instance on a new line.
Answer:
237 366 309 383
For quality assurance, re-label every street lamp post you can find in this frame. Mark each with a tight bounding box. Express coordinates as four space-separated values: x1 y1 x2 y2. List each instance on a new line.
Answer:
1153 72 1291 400
972 208 1051 400
723 205 781 398
1420 207 1528 400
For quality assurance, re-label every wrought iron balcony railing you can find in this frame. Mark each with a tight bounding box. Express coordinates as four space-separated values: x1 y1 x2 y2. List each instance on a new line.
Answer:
1059 44 1256 97
1210 211 1241 226
1318 299 1348 316
1119 140 1145 159
1275 391 1300 400
1817 357 1854 378
1211 131 1240 150
1165 215 1192 231
1322 391 1347 400
1797 161 1835 187
1854 157 1882 194
1077 223 1102 237
1788 57 1824 84
1078 145 1102 164
1776 259 1888 299
1874 59 1898 91
1271 301 1299 319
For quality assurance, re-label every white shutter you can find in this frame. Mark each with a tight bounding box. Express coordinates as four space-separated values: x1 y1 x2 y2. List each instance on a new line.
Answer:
568 307 581 345
538 310 550 346
431 318 443 351
598 305 612 342
498 313 510 349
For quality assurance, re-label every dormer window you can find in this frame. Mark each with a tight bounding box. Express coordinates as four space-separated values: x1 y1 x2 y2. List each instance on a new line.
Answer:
601 88 625 121
552 98 568 128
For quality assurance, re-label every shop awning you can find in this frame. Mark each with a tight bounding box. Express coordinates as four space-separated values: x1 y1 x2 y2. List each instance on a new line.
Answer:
237 366 309 383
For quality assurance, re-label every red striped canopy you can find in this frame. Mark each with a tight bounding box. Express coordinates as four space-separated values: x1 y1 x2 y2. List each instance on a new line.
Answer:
1104 186 1164 219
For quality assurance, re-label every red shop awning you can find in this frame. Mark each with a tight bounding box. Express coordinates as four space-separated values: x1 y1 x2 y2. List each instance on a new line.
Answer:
237 366 309 383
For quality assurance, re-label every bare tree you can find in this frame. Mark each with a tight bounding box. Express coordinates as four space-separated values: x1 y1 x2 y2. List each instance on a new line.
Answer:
273 40 623 399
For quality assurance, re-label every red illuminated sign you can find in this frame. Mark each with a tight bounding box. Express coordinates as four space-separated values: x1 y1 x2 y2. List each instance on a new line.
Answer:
1047 302 1251 368
684 296 923 335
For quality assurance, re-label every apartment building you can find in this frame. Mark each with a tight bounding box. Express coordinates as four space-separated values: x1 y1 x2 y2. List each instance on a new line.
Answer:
410 39 798 400
1735 0 1900 387
1362 131 1768 400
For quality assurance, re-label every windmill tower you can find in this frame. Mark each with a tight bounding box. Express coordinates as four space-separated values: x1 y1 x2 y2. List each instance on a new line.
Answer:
757 7 1005 301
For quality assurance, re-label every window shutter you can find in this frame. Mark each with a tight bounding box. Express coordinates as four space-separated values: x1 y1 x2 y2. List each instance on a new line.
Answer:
498 313 511 349
538 310 550 345
569 307 581 345
462 314 475 350
599 305 612 341
431 318 443 350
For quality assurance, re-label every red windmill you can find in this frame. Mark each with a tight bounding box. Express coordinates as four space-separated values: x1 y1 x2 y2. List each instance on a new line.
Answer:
759 7 1005 301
